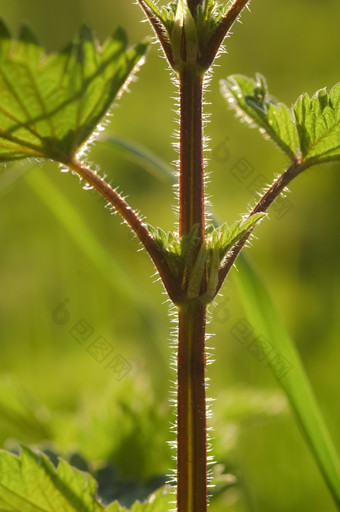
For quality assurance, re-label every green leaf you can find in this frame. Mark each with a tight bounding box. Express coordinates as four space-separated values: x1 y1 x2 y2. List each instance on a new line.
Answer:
0 446 105 511
137 0 173 33
0 448 167 512
221 73 340 168
171 0 199 66
233 253 340 508
220 74 299 160
148 224 200 281
0 21 148 163
207 213 266 260
294 84 340 164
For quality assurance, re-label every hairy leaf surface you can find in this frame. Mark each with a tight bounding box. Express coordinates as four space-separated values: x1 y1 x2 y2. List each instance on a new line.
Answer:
0 21 148 163
220 74 299 160
221 73 340 167
294 84 340 164
206 213 266 260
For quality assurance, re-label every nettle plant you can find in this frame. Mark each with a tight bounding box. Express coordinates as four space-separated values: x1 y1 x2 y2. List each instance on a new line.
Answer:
0 1 340 511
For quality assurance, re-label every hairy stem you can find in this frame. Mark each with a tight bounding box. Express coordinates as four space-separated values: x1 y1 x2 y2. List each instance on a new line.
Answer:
217 160 303 292
177 67 207 512
179 68 205 239
200 0 251 68
136 0 175 67
69 159 182 302
177 301 207 512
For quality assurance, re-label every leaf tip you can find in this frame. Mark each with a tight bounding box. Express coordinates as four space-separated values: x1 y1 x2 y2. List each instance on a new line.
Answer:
112 25 128 47
0 18 11 40
78 23 95 43
18 23 39 46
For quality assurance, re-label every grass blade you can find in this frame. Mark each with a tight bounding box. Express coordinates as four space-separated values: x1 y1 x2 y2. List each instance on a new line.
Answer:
233 253 340 507
99 135 176 183
24 167 169 363
25 167 141 303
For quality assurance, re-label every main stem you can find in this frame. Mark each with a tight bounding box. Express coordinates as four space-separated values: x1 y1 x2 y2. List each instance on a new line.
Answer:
177 67 207 512
177 302 207 512
179 68 205 240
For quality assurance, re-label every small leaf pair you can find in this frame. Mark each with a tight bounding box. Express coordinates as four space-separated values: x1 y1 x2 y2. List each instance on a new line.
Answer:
137 0 251 71
221 73 340 168
150 213 264 302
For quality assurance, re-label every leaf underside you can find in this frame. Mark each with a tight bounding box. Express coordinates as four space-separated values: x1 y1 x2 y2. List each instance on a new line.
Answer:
0 20 148 164
221 73 340 167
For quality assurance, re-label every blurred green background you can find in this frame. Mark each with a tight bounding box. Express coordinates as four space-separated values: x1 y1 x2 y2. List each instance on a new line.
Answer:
0 1 340 510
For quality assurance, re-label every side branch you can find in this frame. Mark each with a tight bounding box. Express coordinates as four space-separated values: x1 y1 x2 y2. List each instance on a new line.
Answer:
216 160 304 293
69 159 182 301
136 0 175 67
200 0 251 68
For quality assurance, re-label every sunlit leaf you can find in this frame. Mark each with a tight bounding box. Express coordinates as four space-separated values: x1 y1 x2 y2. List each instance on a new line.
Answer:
220 73 299 160
148 224 199 280
294 84 340 164
0 20 148 163
221 73 340 168
207 213 266 260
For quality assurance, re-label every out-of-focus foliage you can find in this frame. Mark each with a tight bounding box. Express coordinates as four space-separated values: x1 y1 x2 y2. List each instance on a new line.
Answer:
0 1 340 511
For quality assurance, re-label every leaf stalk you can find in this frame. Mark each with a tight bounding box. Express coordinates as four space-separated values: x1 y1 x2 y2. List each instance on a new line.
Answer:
69 159 182 302
217 160 304 291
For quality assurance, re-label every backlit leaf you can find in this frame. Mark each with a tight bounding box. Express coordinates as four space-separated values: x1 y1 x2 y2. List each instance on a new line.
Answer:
294 84 340 164
0 20 148 163
220 73 299 160
206 212 266 260
221 73 340 168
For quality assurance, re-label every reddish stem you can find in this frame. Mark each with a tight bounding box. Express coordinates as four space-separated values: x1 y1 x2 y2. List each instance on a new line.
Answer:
179 68 205 239
199 0 251 69
217 160 303 293
177 301 207 512
69 159 182 302
177 67 207 512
